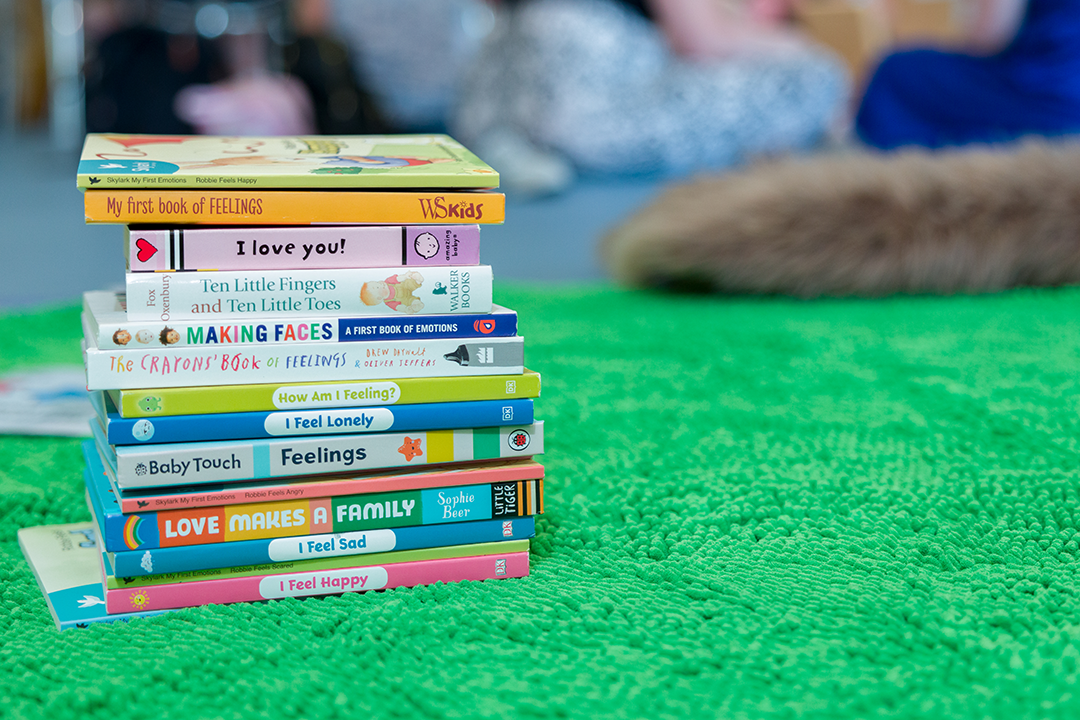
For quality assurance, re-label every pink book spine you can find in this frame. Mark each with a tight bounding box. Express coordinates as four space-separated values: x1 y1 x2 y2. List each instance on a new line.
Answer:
119 461 545 512
106 551 529 612
128 225 481 271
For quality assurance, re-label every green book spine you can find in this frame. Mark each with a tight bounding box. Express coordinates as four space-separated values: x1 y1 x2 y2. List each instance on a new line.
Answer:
109 370 541 417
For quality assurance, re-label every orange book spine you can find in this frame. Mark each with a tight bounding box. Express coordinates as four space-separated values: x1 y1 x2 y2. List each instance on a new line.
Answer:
84 190 504 225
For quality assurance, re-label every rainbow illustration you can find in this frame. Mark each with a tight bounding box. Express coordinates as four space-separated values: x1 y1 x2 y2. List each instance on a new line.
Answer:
123 515 145 550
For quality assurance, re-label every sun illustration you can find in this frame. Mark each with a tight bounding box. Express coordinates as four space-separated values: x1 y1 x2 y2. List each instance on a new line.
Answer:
129 592 150 610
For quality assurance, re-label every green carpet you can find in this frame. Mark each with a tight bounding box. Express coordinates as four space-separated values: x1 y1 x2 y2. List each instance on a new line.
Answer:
3 285 1080 718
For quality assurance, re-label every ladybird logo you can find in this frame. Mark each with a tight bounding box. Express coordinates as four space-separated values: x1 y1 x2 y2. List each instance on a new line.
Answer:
507 429 531 452
473 319 496 335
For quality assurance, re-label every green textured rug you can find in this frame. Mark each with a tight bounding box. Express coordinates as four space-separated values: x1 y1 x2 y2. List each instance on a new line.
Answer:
3 285 1080 718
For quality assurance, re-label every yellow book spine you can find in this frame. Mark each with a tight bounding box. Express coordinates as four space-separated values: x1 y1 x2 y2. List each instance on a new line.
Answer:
84 190 504 225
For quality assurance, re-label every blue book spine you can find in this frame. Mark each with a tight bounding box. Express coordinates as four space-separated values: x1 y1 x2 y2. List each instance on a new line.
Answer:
86 474 127 553
17 521 172 630
50 582 170 629
106 516 536 576
98 393 534 445
85 444 542 553
84 443 149 552
337 309 517 342
83 441 537 576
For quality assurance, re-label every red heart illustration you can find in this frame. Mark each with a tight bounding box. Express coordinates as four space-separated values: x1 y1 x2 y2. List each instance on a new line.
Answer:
135 238 158 263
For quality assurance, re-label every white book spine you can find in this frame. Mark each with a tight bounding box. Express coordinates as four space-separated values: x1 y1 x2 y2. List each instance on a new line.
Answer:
125 266 492 321
83 336 525 390
107 423 544 488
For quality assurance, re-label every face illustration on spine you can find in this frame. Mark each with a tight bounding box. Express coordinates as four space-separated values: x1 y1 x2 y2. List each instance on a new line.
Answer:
414 232 440 259
138 396 163 414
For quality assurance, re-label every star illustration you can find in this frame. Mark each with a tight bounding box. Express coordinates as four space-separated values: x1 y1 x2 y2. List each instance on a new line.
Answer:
397 437 423 461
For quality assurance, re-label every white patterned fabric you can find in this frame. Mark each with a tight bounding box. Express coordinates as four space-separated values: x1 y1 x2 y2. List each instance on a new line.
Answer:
451 0 850 176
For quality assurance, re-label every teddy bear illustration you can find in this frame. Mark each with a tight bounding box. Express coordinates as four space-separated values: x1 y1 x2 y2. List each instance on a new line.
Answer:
360 271 425 314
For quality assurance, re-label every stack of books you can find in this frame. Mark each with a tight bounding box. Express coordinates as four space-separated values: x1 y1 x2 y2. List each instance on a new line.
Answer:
19 134 544 628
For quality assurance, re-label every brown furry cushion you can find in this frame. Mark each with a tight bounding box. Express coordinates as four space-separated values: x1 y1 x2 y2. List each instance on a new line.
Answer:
600 141 1080 297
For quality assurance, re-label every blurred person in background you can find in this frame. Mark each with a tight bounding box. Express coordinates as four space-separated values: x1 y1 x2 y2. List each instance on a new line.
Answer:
83 0 387 135
325 0 497 134
448 0 850 194
856 0 1080 149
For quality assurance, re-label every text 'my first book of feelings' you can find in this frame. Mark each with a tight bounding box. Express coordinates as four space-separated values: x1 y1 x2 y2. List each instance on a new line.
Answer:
17 133 547 629
79 135 504 224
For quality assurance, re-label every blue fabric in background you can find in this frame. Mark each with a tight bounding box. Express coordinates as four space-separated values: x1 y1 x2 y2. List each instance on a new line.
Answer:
856 0 1080 149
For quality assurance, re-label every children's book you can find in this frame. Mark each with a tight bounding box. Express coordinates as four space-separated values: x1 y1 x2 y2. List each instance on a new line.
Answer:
87 444 536 577
82 325 525 391
84 189 503 225
17 523 169 629
85 291 519 350
93 441 543 514
92 388 533 445
104 548 529 613
127 225 481 272
78 134 499 189
105 370 540 418
106 459 544 514
0 366 94 437
124 266 492 321
92 419 544 488
94 494 536 577
86 442 543 552
104 539 530 589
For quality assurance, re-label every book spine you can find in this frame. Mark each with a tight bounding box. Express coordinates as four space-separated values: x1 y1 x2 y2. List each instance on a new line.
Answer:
105 551 529 613
16 522 172 629
104 422 544 488
106 539 530 589
110 371 541 418
98 478 543 552
91 308 517 349
337 310 517 342
84 336 525 390
125 266 493 321
128 225 481 271
85 190 505 225
94 315 336 349
104 398 534 445
84 435 546 514
121 462 544 513
107 516 536 576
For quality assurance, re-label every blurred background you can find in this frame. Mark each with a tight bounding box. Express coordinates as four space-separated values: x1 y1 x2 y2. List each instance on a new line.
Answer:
0 0 1061 307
